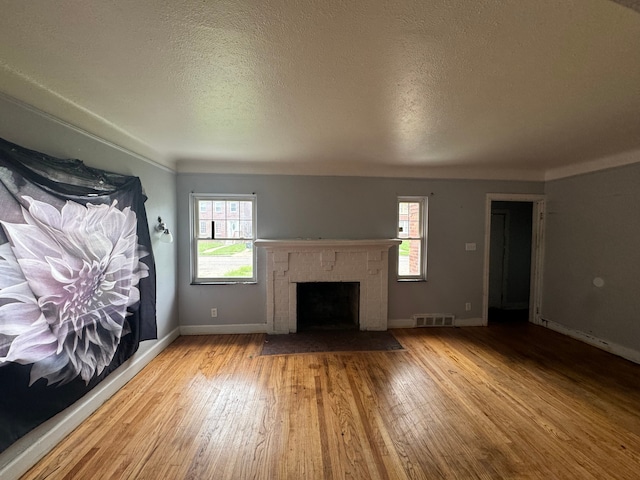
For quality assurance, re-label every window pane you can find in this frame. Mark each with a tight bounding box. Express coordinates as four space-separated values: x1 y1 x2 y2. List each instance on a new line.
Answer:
239 201 253 220
199 221 209 237
199 201 211 214
209 219 254 239
197 240 253 279
407 202 421 237
398 220 409 238
213 220 225 238
239 220 253 238
398 201 419 238
398 239 421 276
226 220 239 237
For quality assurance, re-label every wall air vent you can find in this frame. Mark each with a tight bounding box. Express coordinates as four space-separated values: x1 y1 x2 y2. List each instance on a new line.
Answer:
413 313 455 327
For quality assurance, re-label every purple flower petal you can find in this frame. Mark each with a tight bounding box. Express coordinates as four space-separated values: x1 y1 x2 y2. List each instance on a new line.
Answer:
22 196 63 230
0 303 44 335
0 197 148 386
1 322 58 365
2 223 61 260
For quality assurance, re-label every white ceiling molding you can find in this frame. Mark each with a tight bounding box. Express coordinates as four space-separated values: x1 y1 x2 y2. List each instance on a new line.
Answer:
545 148 640 181
177 158 545 181
0 91 175 173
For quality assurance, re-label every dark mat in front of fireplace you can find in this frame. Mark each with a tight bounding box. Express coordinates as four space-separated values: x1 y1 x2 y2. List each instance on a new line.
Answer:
260 330 404 356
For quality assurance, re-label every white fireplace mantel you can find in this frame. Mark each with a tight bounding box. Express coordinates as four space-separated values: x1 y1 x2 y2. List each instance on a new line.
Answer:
256 239 400 334
255 239 401 249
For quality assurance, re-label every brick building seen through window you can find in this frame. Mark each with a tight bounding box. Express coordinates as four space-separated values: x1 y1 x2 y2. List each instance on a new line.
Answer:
398 198 426 279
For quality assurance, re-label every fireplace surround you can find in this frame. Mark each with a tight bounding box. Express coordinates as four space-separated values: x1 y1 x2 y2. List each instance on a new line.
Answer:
255 239 400 334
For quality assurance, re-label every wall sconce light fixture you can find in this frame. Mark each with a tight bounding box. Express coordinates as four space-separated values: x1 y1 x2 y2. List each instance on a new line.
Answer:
155 216 174 244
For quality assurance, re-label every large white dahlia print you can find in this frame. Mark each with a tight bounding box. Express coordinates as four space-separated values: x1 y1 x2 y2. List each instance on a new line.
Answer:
0 197 148 386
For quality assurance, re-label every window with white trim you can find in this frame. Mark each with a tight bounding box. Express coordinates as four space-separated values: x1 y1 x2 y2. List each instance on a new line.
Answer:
192 194 256 283
397 197 427 280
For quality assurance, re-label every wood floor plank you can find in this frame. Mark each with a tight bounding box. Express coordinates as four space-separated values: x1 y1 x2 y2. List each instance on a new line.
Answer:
20 324 640 480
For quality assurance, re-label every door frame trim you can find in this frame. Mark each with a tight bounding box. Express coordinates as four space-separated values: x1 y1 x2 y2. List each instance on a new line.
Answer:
482 194 546 326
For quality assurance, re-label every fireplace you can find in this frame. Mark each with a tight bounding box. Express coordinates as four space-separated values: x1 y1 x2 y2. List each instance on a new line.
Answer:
255 239 400 333
297 282 360 331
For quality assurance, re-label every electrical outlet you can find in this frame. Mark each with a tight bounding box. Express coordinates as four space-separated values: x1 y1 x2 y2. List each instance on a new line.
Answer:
210 308 218 318
465 302 471 311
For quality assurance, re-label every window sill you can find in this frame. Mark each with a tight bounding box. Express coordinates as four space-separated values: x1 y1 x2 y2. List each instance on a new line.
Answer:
397 278 427 282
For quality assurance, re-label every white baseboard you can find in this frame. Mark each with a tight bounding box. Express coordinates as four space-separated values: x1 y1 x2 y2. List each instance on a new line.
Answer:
455 317 484 327
388 318 415 328
180 323 269 335
538 318 640 365
0 327 180 480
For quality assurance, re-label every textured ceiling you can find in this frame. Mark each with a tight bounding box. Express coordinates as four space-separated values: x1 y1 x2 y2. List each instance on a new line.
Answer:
1 0 639 179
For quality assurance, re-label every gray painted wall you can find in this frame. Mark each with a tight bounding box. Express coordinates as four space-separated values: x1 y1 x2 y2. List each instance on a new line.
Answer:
177 174 543 325
0 95 178 471
543 162 640 352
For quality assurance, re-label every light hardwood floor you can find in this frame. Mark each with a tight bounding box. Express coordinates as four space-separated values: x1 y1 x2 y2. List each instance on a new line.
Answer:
22 324 640 479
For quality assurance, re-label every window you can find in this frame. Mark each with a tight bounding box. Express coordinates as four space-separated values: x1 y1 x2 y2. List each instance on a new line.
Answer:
397 197 427 280
192 194 256 283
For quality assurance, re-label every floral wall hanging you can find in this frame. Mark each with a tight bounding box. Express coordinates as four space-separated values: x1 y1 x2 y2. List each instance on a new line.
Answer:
0 138 157 453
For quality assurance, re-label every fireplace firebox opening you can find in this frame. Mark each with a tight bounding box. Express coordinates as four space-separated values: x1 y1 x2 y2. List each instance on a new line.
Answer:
296 282 360 331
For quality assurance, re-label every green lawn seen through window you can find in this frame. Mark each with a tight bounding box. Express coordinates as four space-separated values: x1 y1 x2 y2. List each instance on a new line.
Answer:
223 265 253 277
198 240 223 254
399 240 410 256
198 241 248 256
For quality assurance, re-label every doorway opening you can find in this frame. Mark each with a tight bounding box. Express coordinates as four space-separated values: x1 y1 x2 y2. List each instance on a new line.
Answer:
489 202 532 323
483 194 545 326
